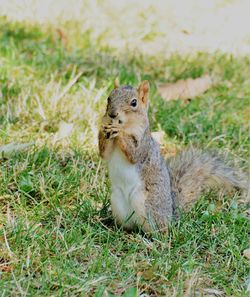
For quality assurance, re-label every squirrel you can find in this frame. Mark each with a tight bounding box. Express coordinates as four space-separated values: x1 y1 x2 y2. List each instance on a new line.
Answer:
98 79 249 233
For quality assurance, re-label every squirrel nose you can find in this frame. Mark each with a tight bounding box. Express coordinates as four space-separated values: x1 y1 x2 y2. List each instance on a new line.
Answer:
109 112 118 119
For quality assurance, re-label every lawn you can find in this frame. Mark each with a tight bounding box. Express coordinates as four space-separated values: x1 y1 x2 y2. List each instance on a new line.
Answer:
0 5 249 297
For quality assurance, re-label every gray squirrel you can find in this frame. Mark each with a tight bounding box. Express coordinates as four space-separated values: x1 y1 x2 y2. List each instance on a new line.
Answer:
98 80 249 233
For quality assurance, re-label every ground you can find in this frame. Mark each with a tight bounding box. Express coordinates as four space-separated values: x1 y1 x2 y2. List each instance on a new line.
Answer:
0 1 250 296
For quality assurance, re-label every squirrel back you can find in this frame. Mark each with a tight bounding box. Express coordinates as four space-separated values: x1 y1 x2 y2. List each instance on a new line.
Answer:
98 80 249 233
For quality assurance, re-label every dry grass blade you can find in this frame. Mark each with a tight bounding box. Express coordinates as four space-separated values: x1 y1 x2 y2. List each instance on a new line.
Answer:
157 74 212 101
202 288 225 296
53 121 74 143
183 270 199 297
51 71 83 106
0 142 34 156
3 230 13 258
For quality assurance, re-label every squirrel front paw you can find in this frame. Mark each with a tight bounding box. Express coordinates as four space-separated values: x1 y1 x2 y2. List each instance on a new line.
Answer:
103 124 119 139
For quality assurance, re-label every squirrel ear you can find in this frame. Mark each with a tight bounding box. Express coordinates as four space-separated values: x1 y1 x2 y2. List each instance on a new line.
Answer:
114 77 120 89
138 80 150 107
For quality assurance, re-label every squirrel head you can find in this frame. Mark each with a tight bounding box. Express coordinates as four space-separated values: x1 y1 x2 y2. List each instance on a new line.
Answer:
104 80 150 131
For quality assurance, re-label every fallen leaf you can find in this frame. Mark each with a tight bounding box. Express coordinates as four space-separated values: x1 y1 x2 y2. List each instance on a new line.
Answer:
51 72 83 107
243 248 250 260
0 265 13 272
158 74 212 101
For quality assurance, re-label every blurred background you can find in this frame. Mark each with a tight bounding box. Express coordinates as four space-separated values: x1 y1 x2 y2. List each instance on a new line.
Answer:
0 0 249 154
0 0 249 155
1 0 250 55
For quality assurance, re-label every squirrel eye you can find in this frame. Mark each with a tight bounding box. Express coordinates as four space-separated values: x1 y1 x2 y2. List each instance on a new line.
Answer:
130 98 137 107
107 97 111 104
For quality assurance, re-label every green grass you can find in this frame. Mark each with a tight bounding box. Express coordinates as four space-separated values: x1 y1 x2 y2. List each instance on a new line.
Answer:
0 17 249 296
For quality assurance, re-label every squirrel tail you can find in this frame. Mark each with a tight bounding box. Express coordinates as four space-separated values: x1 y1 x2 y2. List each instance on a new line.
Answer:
168 149 249 207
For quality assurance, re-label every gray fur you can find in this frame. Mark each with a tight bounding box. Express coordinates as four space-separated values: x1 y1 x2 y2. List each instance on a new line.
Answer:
99 83 249 232
136 129 173 229
168 149 250 207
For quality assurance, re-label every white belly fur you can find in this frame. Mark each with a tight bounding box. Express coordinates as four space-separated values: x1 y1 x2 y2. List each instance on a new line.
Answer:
107 148 146 229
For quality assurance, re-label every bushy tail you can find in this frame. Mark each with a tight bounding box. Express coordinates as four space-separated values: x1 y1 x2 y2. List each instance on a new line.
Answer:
168 149 249 207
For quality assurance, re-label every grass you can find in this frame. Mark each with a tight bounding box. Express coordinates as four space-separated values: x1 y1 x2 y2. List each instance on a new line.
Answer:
0 13 249 297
